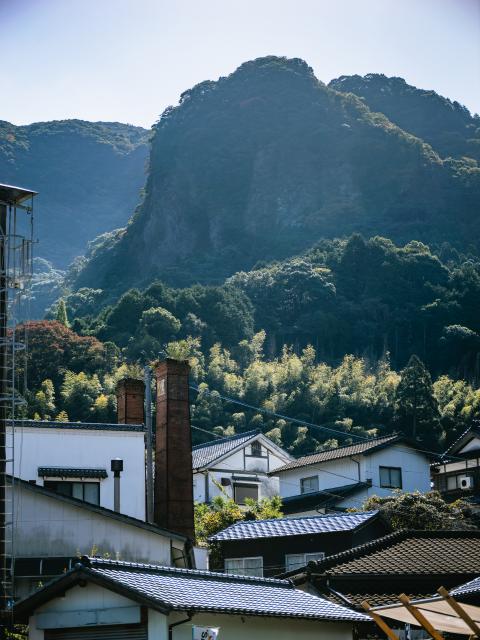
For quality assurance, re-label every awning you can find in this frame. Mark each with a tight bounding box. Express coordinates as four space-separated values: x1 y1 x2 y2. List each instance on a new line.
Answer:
38 467 108 479
367 590 480 638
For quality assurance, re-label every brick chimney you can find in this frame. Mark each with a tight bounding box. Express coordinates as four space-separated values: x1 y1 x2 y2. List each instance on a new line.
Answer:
116 378 145 424
154 359 194 540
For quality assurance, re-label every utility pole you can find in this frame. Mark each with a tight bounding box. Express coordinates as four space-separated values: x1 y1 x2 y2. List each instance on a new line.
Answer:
144 365 154 523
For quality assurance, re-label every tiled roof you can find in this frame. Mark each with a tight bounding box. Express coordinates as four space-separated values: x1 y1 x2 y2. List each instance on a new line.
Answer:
192 429 260 470
15 557 367 622
309 530 480 576
326 590 432 608
271 435 401 473
209 510 379 541
282 482 370 514
445 425 480 456
452 576 480 597
38 467 108 478
9 419 144 432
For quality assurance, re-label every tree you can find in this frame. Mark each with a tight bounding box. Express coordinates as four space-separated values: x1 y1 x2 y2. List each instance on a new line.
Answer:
55 298 69 327
362 490 475 530
395 355 441 447
33 379 56 419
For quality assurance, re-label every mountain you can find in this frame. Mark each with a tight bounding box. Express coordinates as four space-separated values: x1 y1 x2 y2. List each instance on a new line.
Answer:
0 119 150 269
73 56 480 296
328 73 480 161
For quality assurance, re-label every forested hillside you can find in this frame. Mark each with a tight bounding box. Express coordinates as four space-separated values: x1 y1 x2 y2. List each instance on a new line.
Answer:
0 119 149 268
73 56 480 296
328 73 480 161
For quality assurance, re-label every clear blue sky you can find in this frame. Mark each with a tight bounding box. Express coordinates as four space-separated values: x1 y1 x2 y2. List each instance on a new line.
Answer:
2 0 479 128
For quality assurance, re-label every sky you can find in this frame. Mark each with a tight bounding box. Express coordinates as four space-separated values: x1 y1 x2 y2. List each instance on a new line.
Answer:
1 0 479 128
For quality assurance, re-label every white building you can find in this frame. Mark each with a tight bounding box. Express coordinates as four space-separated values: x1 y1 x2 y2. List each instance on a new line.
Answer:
7 419 146 520
15 556 369 640
271 434 431 516
192 429 292 505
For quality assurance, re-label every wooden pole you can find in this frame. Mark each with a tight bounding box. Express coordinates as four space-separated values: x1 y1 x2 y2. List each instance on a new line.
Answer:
361 600 401 640
0 202 7 619
437 586 480 637
399 594 443 640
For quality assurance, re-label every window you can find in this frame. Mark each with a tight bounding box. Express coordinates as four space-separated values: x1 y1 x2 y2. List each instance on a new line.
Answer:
234 483 259 504
250 441 262 457
300 475 319 494
285 552 325 572
44 481 100 505
379 466 402 489
225 557 263 577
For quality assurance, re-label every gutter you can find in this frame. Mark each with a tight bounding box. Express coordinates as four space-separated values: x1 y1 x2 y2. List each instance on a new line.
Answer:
169 611 194 639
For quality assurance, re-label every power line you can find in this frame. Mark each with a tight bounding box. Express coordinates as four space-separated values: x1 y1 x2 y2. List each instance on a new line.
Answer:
190 384 465 462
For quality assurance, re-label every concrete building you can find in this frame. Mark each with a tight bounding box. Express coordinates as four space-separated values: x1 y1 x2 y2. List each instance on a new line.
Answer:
271 434 432 515
192 429 292 505
15 556 369 640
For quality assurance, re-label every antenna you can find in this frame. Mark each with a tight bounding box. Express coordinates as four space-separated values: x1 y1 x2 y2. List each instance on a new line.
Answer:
0 183 36 622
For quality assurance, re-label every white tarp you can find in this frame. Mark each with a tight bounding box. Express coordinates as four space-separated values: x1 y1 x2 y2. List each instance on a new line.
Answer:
192 626 220 640
372 598 480 635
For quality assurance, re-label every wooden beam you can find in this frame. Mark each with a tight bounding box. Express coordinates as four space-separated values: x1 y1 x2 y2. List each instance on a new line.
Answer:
437 586 480 637
361 600 401 640
398 593 443 640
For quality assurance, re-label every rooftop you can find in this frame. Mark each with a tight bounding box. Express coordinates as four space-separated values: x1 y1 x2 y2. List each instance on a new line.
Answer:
452 576 480 597
10 476 187 542
192 429 261 470
8 419 145 432
0 182 37 205
308 530 480 577
15 557 368 623
271 434 403 473
209 510 379 542
281 482 370 514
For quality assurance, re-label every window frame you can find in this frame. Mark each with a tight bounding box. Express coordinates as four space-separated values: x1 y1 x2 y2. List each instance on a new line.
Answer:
224 556 263 577
233 482 259 504
300 475 319 495
43 480 100 505
379 466 403 489
250 441 263 457
285 552 325 572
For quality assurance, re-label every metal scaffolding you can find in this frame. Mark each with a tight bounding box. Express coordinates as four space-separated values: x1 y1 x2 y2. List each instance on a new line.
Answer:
0 183 36 622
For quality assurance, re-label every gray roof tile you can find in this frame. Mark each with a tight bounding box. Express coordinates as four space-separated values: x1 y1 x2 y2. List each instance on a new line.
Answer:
452 576 480 596
85 558 367 621
9 419 144 432
272 435 400 473
209 510 379 541
192 429 260 470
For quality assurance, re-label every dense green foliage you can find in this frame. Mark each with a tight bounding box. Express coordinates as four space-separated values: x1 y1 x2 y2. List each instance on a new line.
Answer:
361 490 476 530
73 56 480 296
0 119 149 270
329 73 480 161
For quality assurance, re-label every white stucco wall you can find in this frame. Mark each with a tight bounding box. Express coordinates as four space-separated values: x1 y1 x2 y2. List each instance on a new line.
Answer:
278 443 431 509
28 583 356 640
8 482 173 564
7 425 146 519
193 437 287 504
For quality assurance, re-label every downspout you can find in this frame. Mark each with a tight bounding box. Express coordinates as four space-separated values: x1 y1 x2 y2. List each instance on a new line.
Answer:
169 612 194 639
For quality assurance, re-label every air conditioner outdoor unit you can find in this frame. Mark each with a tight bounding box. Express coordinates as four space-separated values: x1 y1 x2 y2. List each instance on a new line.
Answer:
459 475 473 490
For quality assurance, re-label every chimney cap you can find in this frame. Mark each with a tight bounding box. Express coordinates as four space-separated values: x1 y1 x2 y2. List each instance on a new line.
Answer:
111 458 124 473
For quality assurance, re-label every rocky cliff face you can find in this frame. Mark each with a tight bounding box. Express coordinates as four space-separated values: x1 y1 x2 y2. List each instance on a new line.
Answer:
73 56 479 294
0 119 149 268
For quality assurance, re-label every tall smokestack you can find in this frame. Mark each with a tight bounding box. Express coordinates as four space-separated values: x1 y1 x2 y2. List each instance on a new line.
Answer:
116 378 145 424
154 359 194 540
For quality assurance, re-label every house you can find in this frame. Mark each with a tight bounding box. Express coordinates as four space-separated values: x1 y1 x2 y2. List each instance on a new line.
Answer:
283 529 480 609
192 429 292 505
271 434 432 515
208 510 390 577
7 418 146 520
432 425 480 502
8 477 192 600
14 556 369 640
5 359 204 604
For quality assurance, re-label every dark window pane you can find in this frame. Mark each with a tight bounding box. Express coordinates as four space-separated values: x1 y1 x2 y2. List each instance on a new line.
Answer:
234 483 258 504
84 483 100 505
